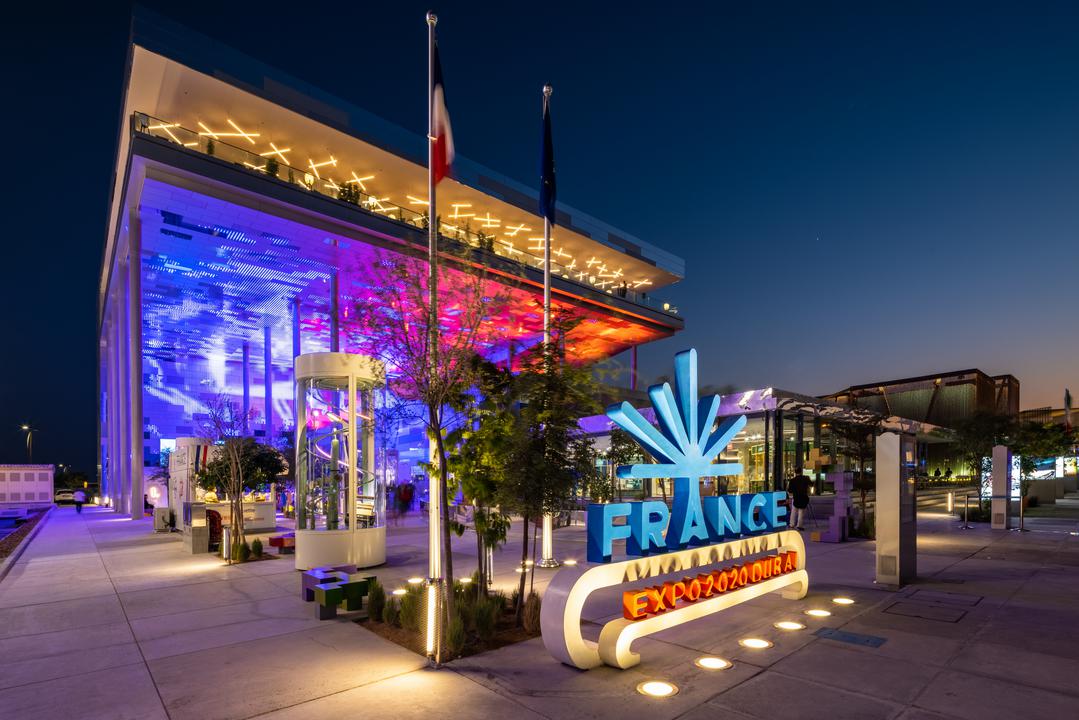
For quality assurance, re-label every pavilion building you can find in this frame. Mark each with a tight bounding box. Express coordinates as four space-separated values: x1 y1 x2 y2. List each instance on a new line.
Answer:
98 9 685 517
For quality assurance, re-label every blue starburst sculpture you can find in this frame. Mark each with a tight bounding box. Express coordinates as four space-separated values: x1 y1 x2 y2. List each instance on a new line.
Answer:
607 348 747 549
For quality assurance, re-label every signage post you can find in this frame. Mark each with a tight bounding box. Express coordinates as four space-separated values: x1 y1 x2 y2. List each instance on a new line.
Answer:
875 432 917 587
991 445 1012 530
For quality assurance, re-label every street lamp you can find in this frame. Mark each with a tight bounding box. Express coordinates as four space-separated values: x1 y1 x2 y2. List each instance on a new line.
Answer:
20 425 36 463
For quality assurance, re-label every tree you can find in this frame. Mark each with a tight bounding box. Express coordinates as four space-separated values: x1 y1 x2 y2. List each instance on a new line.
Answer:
197 437 286 496
349 247 511 637
606 427 641 502
833 416 882 530
952 412 1015 505
446 356 516 593
1012 422 1078 497
499 323 599 621
200 394 260 556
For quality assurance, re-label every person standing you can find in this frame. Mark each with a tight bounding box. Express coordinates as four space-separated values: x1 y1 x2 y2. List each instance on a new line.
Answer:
72 487 87 514
787 474 810 531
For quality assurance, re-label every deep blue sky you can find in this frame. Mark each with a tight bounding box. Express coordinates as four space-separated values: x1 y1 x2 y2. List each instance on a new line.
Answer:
3 1 1078 473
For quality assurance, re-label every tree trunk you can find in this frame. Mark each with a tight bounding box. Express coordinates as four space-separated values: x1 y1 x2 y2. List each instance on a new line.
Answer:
474 506 486 594
515 513 529 623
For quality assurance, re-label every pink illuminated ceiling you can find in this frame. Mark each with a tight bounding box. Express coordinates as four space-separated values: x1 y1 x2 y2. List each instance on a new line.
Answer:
137 177 674 371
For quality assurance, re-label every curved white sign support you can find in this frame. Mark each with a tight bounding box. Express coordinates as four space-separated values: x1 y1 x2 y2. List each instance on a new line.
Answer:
541 530 808 670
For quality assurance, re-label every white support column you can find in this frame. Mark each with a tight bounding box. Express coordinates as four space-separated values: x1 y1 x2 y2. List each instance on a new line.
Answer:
113 275 128 514
263 321 274 443
128 209 144 520
991 445 1012 530
348 374 358 565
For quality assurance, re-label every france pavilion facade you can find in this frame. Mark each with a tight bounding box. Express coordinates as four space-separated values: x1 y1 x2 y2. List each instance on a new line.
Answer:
98 10 686 517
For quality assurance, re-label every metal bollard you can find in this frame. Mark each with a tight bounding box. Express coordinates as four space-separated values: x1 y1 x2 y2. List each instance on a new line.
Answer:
959 494 973 530
1011 492 1029 533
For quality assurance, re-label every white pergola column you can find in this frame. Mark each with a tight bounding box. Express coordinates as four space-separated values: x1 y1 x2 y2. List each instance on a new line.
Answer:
875 432 917 587
128 209 144 520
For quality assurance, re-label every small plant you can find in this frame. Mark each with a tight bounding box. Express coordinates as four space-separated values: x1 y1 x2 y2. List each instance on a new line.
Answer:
265 156 279 178
446 612 466 657
238 541 251 562
399 584 423 632
383 598 400 627
207 138 215 156
522 592 542 634
251 538 263 558
474 596 498 644
368 580 386 622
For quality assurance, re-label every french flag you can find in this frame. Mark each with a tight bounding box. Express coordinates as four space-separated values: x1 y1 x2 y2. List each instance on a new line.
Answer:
431 43 454 184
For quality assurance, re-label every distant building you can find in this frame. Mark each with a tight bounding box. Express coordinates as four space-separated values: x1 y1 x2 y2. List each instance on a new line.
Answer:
0 465 55 506
1019 406 1075 427
822 370 1020 429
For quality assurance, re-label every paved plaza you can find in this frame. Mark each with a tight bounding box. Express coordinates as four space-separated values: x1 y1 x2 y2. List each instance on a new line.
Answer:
1 505 1078 719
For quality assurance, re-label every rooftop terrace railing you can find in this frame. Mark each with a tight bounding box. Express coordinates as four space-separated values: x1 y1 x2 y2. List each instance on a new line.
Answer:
133 112 679 318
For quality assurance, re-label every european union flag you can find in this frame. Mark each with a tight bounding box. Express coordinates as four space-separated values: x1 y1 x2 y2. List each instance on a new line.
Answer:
540 85 556 225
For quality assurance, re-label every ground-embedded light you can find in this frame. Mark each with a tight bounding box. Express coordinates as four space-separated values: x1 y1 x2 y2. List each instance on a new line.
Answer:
805 609 831 618
774 621 805 631
460 577 472 584
563 559 578 566
392 589 406 596
695 656 731 670
637 680 678 697
407 577 424 585
832 597 855 605
739 638 773 649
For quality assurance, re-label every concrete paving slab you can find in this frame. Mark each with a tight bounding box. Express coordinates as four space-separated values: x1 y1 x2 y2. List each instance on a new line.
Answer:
0 592 127 639
251 667 547 720
949 640 1079 697
147 623 425 720
0 661 167 720
914 669 1077 720
710 671 903 720
132 593 325 660
770 640 941 704
119 573 291 620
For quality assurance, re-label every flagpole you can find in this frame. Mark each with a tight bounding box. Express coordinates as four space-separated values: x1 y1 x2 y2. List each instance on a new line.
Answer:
425 10 443 666
539 84 559 569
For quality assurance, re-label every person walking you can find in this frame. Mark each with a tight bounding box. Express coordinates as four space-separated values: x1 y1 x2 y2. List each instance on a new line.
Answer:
73 487 87 514
787 474 810 531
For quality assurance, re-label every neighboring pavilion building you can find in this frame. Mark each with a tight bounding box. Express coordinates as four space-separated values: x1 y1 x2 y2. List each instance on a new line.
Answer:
98 10 685 517
822 369 1020 429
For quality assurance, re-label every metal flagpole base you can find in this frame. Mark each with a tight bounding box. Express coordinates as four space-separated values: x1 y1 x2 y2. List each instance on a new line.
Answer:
537 557 561 568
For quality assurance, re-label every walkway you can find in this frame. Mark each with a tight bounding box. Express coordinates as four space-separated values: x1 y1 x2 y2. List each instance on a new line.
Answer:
1 506 1078 719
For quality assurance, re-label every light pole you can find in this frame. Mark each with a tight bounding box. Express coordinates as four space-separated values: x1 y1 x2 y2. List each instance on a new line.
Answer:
20 425 36 463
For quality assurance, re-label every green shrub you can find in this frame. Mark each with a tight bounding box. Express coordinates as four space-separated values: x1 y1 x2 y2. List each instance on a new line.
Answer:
239 541 251 562
383 598 400 627
509 586 521 612
251 539 263 558
400 585 423 632
489 589 507 611
446 612 466 657
474 596 499 644
368 580 386 622
522 592 542 635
